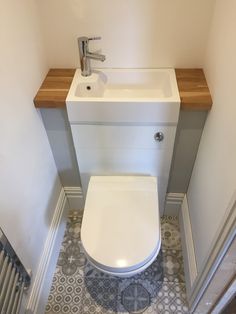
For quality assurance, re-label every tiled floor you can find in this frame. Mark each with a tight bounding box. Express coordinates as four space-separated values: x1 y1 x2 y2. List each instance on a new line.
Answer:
45 214 189 313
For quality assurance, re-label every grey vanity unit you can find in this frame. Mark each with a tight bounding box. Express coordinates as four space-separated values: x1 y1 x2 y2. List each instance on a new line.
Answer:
35 68 212 214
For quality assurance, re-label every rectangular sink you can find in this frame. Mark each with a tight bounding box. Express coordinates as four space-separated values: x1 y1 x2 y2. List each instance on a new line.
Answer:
66 68 180 124
68 68 179 100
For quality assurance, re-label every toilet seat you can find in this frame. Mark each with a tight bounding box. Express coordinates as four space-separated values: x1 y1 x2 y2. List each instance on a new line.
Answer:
81 176 161 277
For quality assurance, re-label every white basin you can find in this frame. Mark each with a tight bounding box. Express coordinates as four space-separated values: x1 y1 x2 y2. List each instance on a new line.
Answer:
69 69 178 99
66 68 180 124
68 68 179 100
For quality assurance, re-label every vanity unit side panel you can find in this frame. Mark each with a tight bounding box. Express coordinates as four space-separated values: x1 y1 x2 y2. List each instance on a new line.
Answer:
40 108 81 187
167 111 208 193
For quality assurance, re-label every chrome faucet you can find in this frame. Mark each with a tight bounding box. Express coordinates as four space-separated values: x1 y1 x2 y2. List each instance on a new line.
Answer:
78 36 106 76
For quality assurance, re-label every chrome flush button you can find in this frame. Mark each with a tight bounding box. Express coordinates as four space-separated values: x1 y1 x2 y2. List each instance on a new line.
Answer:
154 132 164 142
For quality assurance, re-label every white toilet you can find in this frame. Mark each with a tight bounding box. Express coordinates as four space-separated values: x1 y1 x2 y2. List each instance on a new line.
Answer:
81 175 161 277
67 72 180 277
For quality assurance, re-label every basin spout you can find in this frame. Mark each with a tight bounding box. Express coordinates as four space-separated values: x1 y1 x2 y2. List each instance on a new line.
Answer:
78 36 106 77
86 52 106 62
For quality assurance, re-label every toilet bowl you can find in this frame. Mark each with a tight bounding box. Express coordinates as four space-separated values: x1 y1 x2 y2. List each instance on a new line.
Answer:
81 176 161 277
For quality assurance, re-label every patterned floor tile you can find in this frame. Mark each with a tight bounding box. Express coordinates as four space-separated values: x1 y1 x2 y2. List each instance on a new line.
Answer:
161 216 182 250
45 272 84 313
162 249 185 284
155 281 189 314
131 249 164 286
117 278 162 313
81 277 119 313
45 214 189 314
83 261 115 279
57 240 87 276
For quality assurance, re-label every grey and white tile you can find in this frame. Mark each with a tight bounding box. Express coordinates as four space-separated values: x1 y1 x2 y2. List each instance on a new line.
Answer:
45 214 189 314
118 279 162 313
162 248 185 284
81 277 119 313
161 216 182 250
155 282 189 314
45 273 84 313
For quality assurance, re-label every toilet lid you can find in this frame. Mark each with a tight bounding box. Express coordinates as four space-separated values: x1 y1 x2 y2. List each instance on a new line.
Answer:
81 176 161 273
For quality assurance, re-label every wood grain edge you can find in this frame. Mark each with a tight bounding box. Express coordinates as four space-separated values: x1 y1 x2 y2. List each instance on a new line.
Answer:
175 68 213 111
34 69 76 108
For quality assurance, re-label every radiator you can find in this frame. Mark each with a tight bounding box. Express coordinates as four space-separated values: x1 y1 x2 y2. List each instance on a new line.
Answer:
0 228 31 314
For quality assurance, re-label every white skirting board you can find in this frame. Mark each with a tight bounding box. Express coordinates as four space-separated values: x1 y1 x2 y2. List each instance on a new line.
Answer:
25 188 69 314
179 195 198 299
64 186 84 211
164 193 185 216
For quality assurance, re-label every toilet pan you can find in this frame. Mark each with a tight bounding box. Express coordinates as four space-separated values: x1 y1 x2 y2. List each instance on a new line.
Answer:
81 176 161 277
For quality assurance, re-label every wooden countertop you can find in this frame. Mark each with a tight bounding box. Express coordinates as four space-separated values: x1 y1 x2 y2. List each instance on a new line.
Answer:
175 69 212 110
34 69 76 108
34 68 212 110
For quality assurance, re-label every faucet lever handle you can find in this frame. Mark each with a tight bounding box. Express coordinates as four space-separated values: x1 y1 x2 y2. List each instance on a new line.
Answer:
88 36 102 41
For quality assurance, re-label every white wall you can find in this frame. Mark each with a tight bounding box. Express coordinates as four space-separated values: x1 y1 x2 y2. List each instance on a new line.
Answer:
38 0 215 68
187 0 236 272
0 0 61 293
